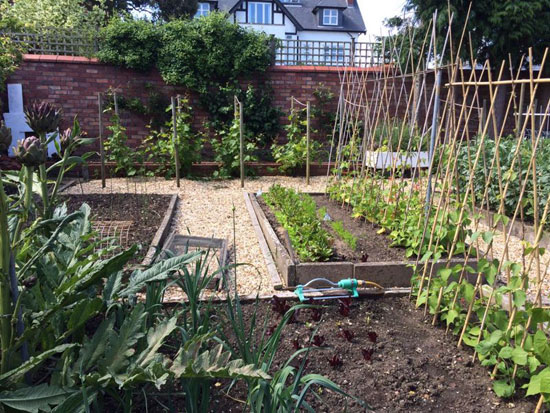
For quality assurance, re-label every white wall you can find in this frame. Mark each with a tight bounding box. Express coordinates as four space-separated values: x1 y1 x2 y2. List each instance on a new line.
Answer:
298 31 357 41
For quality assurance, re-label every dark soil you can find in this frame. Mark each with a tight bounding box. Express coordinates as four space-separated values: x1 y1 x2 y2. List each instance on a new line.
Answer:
258 194 407 263
312 194 408 262
61 193 172 263
211 296 537 412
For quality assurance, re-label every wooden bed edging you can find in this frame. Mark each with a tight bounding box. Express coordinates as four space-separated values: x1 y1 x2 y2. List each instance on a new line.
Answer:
141 194 178 266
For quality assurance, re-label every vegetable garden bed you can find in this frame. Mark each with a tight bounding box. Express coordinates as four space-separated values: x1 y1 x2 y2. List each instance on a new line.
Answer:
247 189 478 288
213 296 536 412
62 192 177 264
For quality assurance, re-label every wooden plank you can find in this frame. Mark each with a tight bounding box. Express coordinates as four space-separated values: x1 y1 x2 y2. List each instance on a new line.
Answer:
249 193 296 285
141 194 178 266
243 191 284 289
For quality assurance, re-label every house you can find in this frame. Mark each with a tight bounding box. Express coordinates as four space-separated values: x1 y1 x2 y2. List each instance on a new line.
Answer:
195 0 365 42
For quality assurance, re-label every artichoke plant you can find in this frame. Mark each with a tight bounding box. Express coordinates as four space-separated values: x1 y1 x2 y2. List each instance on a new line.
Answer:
0 121 11 154
14 136 46 168
59 128 73 153
24 102 62 136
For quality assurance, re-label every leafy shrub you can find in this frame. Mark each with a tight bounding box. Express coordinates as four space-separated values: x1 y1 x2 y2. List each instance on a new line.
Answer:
242 84 282 147
104 112 140 176
272 109 321 173
142 96 203 178
157 13 273 90
0 36 22 96
98 18 161 71
0 0 107 33
455 136 550 226
312 83 336 138
212 115 258 178
264 185 332 261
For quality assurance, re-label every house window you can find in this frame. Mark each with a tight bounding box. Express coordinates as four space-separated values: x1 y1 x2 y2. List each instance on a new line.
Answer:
322 9 338 25
248 2 272 24
195 2 210 17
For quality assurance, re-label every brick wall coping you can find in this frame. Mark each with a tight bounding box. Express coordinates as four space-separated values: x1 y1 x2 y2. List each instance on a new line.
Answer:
22 54 101 64
22 54 384 72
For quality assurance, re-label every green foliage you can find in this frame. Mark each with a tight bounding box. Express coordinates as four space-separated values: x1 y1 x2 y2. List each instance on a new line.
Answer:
96 13 277 139
328 177 469 258
157 13 273 91
0 36 22 96
97 17 161 71
455 136 550 226
264 185 332 261
317 207 357 250
221 293 368 411
0 0 108 32
212 115 258 178
153 0 199 20
142 97 203 178
103 86 171 129
331 220 357 250
372 118 429 151
242 84 282 147
272 109 320 173
312 83 336 138
403 0 550 67
104 112 140 176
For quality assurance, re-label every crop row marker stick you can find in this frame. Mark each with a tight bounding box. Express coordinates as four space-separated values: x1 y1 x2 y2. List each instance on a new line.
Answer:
171 97 181 188
97 92 106 188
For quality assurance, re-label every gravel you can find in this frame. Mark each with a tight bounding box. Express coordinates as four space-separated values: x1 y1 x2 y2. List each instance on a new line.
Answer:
64 176 329 297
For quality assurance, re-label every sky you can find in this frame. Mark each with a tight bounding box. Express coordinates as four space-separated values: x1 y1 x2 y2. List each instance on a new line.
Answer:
356 0 407 39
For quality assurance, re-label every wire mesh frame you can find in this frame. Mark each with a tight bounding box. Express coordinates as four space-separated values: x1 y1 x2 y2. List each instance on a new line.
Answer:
92 220 133 256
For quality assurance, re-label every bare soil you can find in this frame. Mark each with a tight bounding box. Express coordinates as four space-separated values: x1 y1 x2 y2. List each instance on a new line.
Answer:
62 193 171 263
258 193 407 263
211 296 537 412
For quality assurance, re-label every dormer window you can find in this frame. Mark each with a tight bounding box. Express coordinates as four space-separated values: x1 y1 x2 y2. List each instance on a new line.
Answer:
195 2 210 17
248 2 272 24
322 9 338 25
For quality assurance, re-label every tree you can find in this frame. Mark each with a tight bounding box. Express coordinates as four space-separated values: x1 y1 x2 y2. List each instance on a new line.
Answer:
0 0 109 31
403 0 550 67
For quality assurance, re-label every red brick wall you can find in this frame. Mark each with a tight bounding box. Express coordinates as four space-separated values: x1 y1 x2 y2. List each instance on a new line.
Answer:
4 55 378 154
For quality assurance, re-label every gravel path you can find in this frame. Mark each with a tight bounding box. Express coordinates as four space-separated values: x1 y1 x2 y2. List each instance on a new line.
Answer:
64 176 328 297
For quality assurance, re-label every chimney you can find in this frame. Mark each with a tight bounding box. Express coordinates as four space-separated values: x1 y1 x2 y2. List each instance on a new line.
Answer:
347 0 353 6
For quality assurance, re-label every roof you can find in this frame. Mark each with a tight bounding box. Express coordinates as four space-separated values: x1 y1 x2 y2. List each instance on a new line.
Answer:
313 0 348 10
216 0 366 33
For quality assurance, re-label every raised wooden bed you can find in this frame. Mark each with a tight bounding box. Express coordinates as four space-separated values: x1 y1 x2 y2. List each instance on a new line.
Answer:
141 194 179 266
246 192 479 289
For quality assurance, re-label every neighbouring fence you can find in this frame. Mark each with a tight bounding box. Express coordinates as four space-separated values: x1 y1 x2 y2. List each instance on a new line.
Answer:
0 29 98 57
1 29 383 67
274 39 384 67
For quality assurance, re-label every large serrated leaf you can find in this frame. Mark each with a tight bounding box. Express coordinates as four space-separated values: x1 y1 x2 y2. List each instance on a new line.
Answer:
118 251 202 297
0 384 71 413
136 317 178 367
171 339 270 380
0 344 77 385
101 305 147 373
